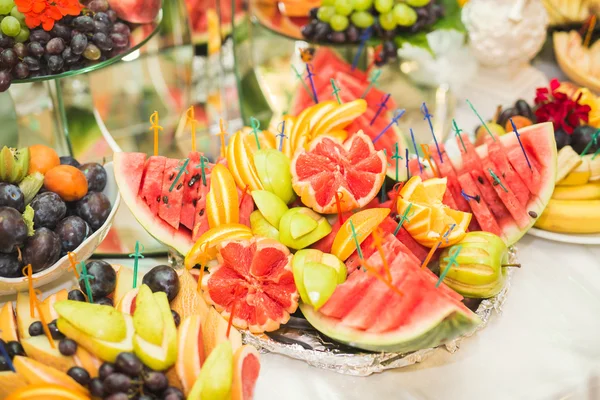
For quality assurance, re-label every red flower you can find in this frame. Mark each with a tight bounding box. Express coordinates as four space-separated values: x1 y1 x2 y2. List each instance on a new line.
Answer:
15 0 82 31
534 79 591 134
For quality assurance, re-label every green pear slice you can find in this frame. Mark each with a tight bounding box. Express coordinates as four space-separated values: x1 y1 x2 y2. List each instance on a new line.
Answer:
133 285 164 346
303 262 339 310
189 341 233 400
289 212 318 239
250 210 280 241
321 253 347 284
253 149 295 204
54 300 127 342
279 208 331 250
251 190 289 229
57 315 134 363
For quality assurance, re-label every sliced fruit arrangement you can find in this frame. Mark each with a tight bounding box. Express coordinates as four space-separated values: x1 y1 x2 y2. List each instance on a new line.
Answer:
554 30 600 94
0 144 112 279
0 261 260 400
289 48 410 178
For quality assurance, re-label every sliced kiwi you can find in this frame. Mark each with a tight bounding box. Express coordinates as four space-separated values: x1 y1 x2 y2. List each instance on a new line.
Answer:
19 172 44 205
0 146 30 184
22 204 35 236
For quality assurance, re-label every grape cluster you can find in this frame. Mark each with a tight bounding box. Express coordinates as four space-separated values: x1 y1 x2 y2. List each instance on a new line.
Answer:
301 0 444 66
0 0 132 92
0 156 110 278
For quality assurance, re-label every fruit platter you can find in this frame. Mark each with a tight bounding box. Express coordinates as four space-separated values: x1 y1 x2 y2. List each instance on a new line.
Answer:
468 78 600 243
108 57 557 374
0 261 261 399
0 0 161 92
0 143 119 294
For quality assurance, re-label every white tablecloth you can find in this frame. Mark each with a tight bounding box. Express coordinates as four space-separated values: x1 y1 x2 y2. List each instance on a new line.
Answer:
253 235 600 400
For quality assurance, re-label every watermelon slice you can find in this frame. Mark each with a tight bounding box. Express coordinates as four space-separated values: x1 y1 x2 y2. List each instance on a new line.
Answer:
485 137 531 207
457 173 502 236
506 146 543 196
180 152 202 231
301 245 480 353
192 174 211 242
158 159 185 230
139 156 166 216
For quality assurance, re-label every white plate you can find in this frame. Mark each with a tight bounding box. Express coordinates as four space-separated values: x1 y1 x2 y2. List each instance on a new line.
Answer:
0 162 121 295
527 228 600 245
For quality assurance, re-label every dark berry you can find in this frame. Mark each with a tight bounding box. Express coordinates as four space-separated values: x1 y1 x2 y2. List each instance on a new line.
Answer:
162 387 185 400
80 260 116 298
6 341 25 358
89 377 105 397
56 216 90 253
28 321 43 336
0 183 24 212
75 192 111 231
67 366 90 386
30 192 66 230
171 310 180 327
143 371 169 393
22 227 61 274
68 289 86 302
79 163 107 192
94 297 113 307
0 207 27 253
0 253 20 278
99 362 115 381
103 373 131 394
142 265 180 302
115 352 143 377
48 319 65 340
60 156 81 167
59 338 78 356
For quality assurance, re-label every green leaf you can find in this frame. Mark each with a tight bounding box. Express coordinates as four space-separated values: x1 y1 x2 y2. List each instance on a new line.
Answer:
23 205 35 237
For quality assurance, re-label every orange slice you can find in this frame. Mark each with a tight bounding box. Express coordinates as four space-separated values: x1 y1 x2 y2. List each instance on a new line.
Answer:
331 208 390 261
291 101 337 151
226 130 264 191
207 164 240 229
13 357 89 395
184 224 253 270
6 384 89 400
311 99 367 138
397 176 471 248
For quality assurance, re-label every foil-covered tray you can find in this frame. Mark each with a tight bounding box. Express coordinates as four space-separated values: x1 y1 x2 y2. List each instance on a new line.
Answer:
242 247 517 376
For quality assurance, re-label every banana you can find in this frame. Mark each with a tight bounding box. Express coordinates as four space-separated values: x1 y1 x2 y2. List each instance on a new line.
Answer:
557 155 590 186
552 182 600 200
534 198 600 233
587 154 600 182
556 145 582 183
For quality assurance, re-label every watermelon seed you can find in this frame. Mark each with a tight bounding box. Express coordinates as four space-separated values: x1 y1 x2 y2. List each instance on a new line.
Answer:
177 183 183 190
168 172 175 181
477 176 484 184
156 196 160 203
528 211 538 218
162 196 168 204
192 199 197 207
199 209 205 216
189 174 200 187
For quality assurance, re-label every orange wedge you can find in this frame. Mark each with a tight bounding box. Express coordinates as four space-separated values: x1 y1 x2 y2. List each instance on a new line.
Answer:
6 384 90 400
226 130 264 191
0 302 18 342
207 164 240 229
397 176 471 248
184 224 253 270
291 101 337 151
331 208 390 261
13 357 89 395
311 99 367 138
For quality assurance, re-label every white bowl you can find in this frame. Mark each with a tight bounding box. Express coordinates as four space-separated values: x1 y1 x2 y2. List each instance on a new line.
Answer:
0 162 121 295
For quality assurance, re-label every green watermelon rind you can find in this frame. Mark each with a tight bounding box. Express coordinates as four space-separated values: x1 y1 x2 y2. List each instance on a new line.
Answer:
113 152 195 256
300 303 480 354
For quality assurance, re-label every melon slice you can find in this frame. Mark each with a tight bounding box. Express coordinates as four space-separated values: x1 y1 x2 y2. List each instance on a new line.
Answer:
159 159 185 230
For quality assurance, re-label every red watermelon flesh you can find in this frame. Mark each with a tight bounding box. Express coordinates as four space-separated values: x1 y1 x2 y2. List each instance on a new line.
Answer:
485 137 530 207
408 158 429 179
192 174 211 242
118 152 146 195
317 268 373 319
140 156 167 216
506 146 542 196
158 159 185 230
238 187 254 228
379 216 429 263
180 152 202 230
457 173 502 236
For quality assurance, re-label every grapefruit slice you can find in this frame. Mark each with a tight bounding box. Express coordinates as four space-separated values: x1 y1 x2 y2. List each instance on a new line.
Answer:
291 132 386 214
231 345 261 400
201 237 298 333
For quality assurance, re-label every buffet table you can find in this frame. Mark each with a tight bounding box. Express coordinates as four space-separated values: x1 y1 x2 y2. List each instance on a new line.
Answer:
253 235 600 400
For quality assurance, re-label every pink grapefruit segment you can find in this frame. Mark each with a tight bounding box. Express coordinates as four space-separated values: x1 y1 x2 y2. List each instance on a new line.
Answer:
202 237 298 333
291 133 386 214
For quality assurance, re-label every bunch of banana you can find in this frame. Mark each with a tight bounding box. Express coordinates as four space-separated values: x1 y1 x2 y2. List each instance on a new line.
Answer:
535 145 600 233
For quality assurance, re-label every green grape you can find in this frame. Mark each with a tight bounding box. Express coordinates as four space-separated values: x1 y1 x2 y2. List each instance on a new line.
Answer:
334 0 354 17
0 0 13 15
322 0 336 5
317 6 336 23
379 12 396 31
352 0 373 12
330 14 349 32
10 7 25 25
406 0 430 6
393 3 417 26
1 16 20 37
14 24 27 42
374 0 393 14
350 10 374 28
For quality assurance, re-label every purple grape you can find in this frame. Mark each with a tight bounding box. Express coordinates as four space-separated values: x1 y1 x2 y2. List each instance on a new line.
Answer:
27 41 43 58
73 16 95 32
89 378 105 397
13 43 26 59
312 21 330 41
94 11 111 25
330 31 345 43
68 289 86 302
103 373 131 394
346 24 359 42
5 341 25 358
46 38 65 55
23 56 40 71
71 33 88 55
92 32 113 51
62 47 80 65
1 49 17 69
162 387 185 400
301 22 316 39
0 34 14 48
112 22 130 37
0 70 10 91
67 367 90 386
59 339 78 356
383 41 397 59
47 55 64 72
115 352 143 377
143 371 168 393
109 33 127 48
29 29 50 44
88 0 109 12
50 23 71 41
94 20 110 34
106 9 117 23
22 227 61 273
99 363 115 381
13 62 28 79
